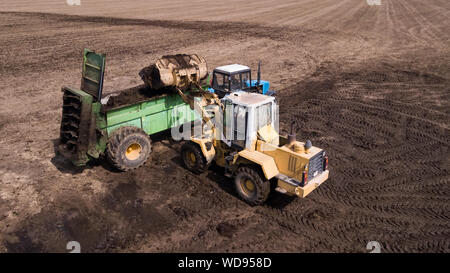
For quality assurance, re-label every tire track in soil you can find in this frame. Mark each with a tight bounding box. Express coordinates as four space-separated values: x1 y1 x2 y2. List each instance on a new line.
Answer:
268 59 450 252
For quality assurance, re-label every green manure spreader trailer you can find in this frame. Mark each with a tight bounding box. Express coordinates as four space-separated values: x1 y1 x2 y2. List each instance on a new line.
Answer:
58 49 207 171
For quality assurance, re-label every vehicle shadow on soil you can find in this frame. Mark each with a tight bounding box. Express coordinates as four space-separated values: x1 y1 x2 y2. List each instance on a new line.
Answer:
50 128 189 175
169 155 295 209
208 166 296 209
153 122 300 209
50 138 121 174
52 131 295 210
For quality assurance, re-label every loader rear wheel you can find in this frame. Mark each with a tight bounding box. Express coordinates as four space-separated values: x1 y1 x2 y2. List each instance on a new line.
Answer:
181 141 209 174
106 126 151 171
234 166 270 206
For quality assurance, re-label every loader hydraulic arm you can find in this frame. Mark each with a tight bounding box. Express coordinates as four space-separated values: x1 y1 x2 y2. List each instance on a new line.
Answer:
176 85 223 132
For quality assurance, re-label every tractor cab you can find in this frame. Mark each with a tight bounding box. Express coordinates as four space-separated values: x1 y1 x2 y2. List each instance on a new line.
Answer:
209 64 273 98
220 91 278 150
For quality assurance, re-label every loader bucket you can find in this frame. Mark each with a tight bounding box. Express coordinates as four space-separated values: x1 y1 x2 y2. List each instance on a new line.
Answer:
139 54 208 92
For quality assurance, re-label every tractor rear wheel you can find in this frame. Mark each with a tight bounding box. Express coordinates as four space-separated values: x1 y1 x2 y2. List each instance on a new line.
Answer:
106 126 152 171
234 166 270 206
181 141 209 174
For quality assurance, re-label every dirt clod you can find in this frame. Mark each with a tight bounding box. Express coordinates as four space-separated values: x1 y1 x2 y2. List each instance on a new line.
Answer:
216 222 237 238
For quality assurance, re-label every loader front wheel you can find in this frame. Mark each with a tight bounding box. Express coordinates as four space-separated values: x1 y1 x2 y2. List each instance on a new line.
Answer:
181 141 209 174
106 126 152 171
234 166 270 206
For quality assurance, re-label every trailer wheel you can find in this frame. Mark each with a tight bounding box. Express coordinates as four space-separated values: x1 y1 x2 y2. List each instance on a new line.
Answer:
106 126 152 171
181 141 209 174
234 166 270 206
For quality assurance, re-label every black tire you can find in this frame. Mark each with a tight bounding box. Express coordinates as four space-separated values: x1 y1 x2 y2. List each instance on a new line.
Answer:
106 126 152 171
234 166 271 206
181 141 209 174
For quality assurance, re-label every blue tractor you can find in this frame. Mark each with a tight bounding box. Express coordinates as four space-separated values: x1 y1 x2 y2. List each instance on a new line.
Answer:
208 62 275 98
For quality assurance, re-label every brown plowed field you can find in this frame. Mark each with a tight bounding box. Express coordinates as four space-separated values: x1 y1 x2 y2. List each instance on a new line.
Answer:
0 0 449 252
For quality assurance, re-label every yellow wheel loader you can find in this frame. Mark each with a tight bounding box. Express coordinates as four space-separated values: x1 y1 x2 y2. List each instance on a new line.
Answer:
177 89 329 205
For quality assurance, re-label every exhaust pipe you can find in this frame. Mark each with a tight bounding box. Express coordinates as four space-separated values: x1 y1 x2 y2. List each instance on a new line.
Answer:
257 60 261 86
288 121 296 145
287 121 311 153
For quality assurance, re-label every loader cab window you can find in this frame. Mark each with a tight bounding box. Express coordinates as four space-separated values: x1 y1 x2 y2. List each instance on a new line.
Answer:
223 100 233 140
233 105 247 148
223 101 247 149
255 102 272 131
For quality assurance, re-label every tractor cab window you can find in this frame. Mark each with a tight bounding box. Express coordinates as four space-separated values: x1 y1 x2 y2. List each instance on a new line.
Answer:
230 72 251 91
230 74 241 90
213 71 251 93
240 72 251 89
212 72 229 91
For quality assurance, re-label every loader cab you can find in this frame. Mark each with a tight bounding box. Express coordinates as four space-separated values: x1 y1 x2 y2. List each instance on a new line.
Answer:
221 91 278 150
